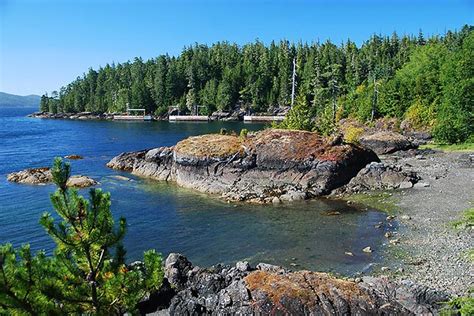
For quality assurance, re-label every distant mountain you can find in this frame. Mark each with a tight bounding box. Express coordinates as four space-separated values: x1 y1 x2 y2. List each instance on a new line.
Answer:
0 92 41 108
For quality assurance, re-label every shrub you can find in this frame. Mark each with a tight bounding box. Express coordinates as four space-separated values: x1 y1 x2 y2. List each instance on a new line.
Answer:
442 295 474 316
279 94 314 131
344 126 364 144
240 128 249 139
0 158 164 314
403 99 437 131
314 106 336 136
154 105 168 117
433 105 471 144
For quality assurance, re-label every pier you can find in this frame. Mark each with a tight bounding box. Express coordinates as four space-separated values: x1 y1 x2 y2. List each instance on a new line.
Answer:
243 115 285 122
168 115 210 122
113 107 152 121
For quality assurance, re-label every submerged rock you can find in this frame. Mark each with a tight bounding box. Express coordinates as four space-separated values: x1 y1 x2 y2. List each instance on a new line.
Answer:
107 129 379 203
140 253 447 315
359 131 417 155
7 168 97 188
64 154 83 160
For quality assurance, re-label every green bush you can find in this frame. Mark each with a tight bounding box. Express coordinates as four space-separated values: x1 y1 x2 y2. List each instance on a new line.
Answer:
240 128 249 139
442 295 474 316
279 94 314 131
404 99 437 130
314 105 336 136
344 126 364 144
0 158 164 314
154 105 168 117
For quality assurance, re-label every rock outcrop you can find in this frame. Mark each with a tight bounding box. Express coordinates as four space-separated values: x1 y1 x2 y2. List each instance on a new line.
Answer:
333 162 420 194
7 167 52 185
7 168 98 188
107 129 379 203
359 131 417 155
66 175 98 188
140 253 446 315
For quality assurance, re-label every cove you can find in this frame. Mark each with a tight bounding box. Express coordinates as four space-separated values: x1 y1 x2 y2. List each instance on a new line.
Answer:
0 107 391 276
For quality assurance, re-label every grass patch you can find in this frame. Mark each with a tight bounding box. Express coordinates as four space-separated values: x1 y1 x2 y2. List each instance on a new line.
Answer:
452 205 474 230
388 246 410 261
343 192 399 214
420 142 474 152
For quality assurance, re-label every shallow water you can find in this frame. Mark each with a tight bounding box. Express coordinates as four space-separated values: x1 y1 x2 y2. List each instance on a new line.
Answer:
0 107 391 275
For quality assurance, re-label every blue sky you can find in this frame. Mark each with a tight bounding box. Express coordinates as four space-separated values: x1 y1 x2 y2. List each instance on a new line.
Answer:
0 0 472 96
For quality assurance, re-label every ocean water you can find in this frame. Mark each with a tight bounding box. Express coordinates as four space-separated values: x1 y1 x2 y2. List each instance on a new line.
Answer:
0 107 391 275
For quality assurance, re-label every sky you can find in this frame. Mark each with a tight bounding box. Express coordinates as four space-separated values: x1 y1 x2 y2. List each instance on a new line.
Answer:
0 0 472 96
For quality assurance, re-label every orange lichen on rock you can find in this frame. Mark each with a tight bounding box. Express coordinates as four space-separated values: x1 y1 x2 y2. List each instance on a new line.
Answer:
244 270 372 308
251 129 353 162
174 134 244 159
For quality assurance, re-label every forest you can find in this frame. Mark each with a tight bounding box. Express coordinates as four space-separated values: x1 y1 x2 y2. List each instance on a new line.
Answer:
40 25 472 143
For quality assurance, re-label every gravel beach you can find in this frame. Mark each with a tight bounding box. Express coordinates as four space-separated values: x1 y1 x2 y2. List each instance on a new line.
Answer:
383 150 473 296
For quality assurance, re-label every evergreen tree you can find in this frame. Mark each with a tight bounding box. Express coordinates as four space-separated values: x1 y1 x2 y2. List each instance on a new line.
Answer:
0 158 164 314
279 93 314 131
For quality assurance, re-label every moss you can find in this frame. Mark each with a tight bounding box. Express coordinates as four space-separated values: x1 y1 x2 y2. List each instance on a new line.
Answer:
419 142 474 152
343 192 399 215
174 134 244 159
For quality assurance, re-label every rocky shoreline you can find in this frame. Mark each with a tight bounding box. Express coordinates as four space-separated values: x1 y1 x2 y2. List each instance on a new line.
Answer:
137 253 447 315
106 129 420 203
379 150 474 297
106 128 472 302
7 124 471 309
28 110 250 121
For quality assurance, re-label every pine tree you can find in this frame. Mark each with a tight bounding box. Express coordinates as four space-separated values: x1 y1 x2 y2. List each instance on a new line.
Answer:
0 158 164 314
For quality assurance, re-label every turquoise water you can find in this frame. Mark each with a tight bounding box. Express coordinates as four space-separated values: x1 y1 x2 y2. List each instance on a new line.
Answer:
0 107 391 275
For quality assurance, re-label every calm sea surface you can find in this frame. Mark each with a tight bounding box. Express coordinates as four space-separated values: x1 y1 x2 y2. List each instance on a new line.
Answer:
0 107 391 275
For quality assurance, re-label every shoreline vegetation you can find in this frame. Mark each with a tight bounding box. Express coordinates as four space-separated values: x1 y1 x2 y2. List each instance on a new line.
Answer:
37 25 472 145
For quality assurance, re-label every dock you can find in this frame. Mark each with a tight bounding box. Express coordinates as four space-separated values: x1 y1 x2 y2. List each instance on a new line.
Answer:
243 115 285 122
114 106 152 121
169 115 210 122
113 114 152 121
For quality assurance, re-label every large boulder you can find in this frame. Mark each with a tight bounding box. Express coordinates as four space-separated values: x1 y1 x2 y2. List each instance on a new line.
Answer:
107 129 380 203
140 253 446 315
359 131 417 155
